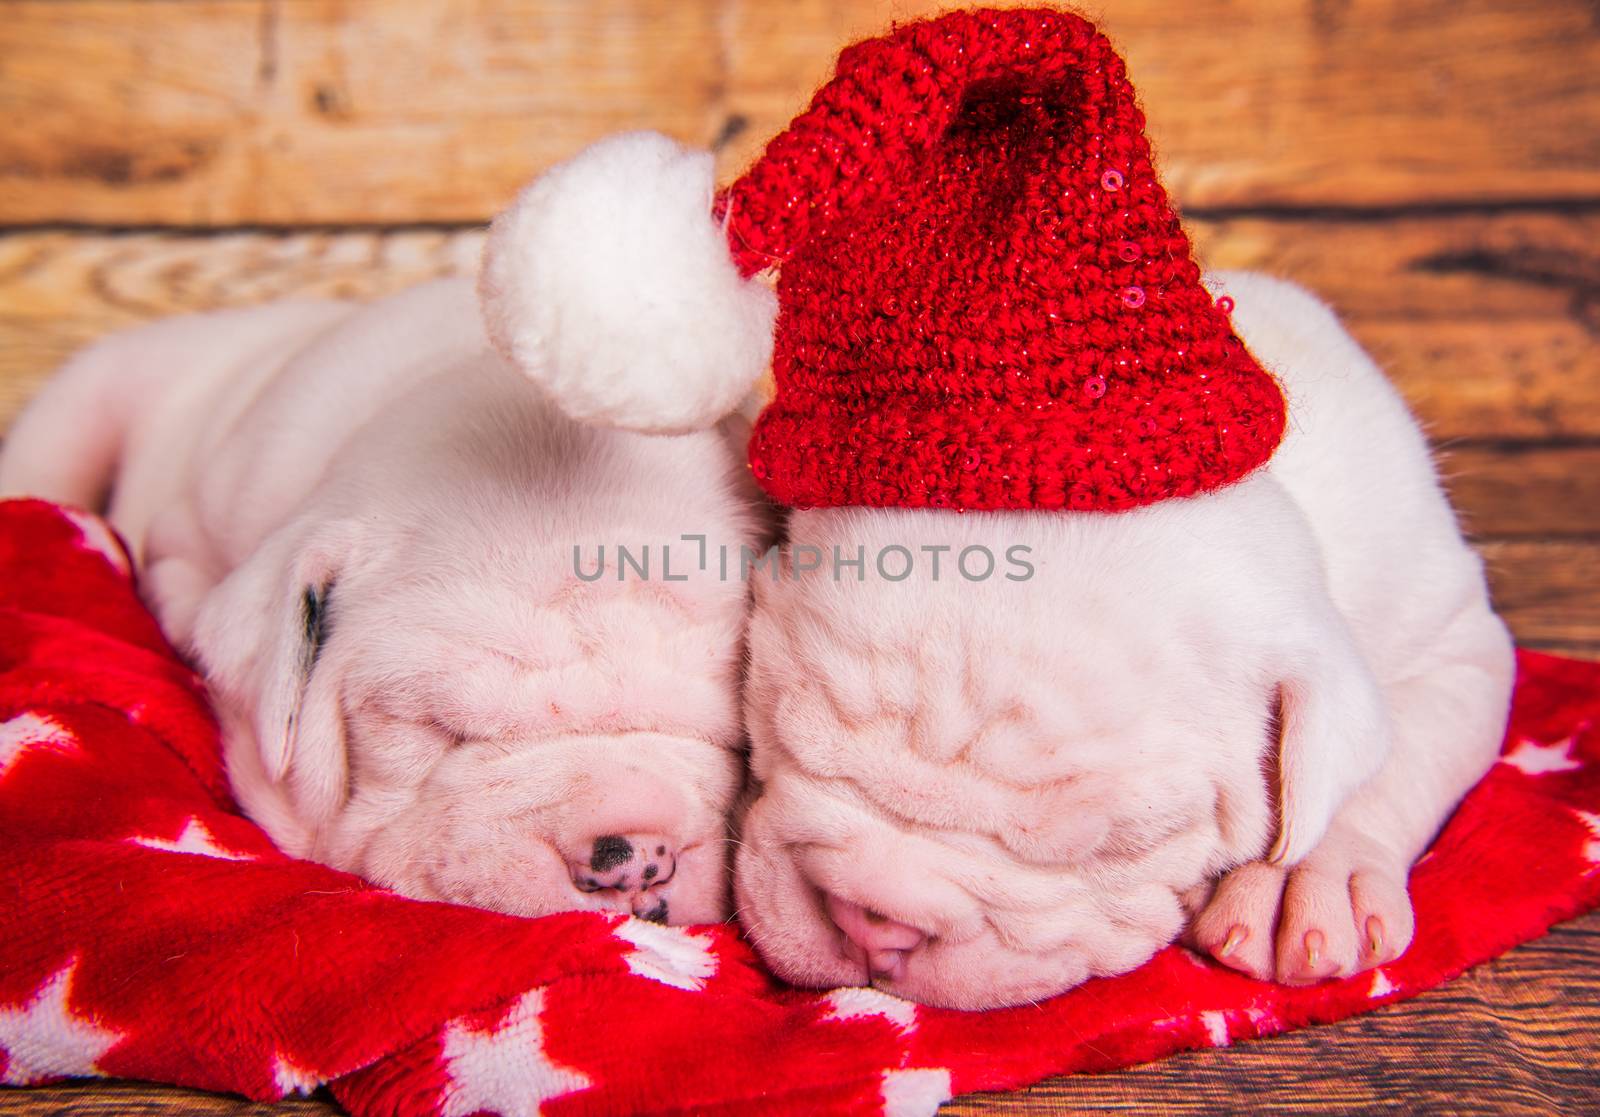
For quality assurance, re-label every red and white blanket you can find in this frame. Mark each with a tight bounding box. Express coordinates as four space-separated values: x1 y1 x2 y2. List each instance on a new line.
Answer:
2 497 1598 1116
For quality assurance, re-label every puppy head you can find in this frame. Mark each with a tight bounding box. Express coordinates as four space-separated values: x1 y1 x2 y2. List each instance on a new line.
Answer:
193 461 756 926
321 550 746 924
736 481 1389 1007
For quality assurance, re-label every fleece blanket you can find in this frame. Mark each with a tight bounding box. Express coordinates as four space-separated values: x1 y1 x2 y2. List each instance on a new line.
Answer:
1 497 1598 1116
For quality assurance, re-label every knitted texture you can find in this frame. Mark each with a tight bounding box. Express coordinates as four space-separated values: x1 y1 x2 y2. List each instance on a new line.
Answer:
719 8 1285 512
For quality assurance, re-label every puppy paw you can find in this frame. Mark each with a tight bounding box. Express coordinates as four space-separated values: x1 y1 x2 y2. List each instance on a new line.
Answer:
1185 860 1285 981
1188 838 1414 985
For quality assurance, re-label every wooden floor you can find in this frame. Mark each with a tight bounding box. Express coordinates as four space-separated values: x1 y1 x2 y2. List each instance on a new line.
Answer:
1 0 1597 1112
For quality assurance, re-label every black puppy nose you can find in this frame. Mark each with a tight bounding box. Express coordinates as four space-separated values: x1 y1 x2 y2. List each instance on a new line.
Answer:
568 833 678 914
590 835 633 872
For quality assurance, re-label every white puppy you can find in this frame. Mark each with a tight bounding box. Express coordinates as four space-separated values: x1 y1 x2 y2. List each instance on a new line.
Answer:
732 272 1514 1008
0 136 778 926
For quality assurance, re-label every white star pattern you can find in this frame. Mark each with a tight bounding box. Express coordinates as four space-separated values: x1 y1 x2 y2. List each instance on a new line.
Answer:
1575 810 1600 871
1149 1014 1190 1037
0 959 124 1086
1152 1006 1275 1048
1369 970 1397 998
1502 735 1583 776
272 1052 321 1096
611 919 718 991
60 508 131 576
1199 1010 1230 1047
821 987 920 1033
129 817 253 861
0 713 78 782
881 1067 952 1117
439 987 591 1117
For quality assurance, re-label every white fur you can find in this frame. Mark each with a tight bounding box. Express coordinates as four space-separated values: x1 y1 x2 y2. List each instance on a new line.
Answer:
0 275 766 925
479 132 778 434
733 272 1514 1007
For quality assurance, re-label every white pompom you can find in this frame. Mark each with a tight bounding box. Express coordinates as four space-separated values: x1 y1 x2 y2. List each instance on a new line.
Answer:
479 132 777 434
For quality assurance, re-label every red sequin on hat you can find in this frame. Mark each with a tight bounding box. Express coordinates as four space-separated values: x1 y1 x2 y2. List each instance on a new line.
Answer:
718 8 1285 512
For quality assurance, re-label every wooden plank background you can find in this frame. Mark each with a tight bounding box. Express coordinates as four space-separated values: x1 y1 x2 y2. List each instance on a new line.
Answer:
4 0 1599 224
0 0 1597 1113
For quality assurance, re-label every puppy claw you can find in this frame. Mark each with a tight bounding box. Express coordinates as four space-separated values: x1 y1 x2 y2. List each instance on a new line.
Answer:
1196 846 1415 987
1220 924 1248 957
1365 916 1385 957
1304 929 1324 969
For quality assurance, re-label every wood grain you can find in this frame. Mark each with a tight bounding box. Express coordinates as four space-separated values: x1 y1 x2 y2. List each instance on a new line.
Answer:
0 1080 341 1115
1352 319 1600 443
0 0 724 227
0 228 487 434
1190 210 1600 327
1446 445 1600 539
3 0 1599 226
2 911 1596 1115
1482 541 1600 655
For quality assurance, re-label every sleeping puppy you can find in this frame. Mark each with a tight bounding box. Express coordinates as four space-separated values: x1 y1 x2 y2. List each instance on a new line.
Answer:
0 136 777 925
623 8 1512 1007
733 273 1514 1008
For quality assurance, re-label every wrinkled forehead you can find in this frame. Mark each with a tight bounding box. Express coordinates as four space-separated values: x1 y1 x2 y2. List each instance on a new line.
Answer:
779 501 1244 625
760 556 1238 744
331 565 746 741
749 510 1275 863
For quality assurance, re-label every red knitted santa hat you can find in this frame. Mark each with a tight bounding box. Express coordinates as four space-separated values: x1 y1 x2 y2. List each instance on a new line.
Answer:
480 7 1285 512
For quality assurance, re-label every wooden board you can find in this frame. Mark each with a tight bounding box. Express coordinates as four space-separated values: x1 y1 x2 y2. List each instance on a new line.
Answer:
3 0 1599 226
0 229 487 433
0 1080 340 1115
1446 446 1600 539
2 910 1596 1115
0 0 725 227
1482 541 1600 657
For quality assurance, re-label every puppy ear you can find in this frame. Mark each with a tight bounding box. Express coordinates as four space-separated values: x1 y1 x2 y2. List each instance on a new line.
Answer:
192 519 357 828
1267 615 1391 866
259 577 337 783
